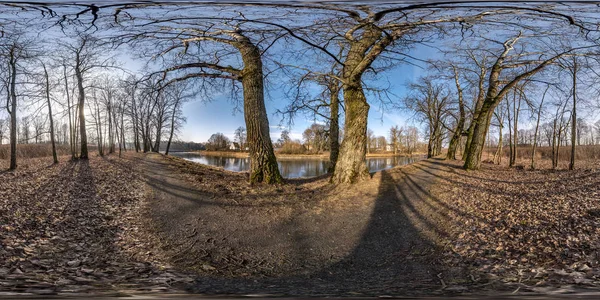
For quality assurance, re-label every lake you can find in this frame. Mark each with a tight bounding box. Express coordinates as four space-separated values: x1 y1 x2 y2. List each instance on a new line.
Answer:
171 152 423 179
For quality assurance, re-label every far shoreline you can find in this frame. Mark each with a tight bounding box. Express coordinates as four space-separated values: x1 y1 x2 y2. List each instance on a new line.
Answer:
177 150 426 159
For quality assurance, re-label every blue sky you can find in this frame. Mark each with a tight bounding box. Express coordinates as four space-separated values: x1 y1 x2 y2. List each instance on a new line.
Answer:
178 48 430 144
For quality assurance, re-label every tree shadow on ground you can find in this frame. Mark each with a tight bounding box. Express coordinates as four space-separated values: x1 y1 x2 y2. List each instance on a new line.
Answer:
172 160 469 296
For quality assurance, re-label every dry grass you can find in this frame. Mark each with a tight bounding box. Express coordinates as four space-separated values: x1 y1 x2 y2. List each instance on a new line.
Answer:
482 145 600 164
0 144 70 160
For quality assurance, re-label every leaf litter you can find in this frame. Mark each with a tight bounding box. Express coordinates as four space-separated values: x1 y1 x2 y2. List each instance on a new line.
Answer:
0 155 193 296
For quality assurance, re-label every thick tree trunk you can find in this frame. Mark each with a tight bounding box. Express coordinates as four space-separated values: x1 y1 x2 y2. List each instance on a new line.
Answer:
435 127 443 156
153 124 161 153
464 101 495 170
463 85 486 161
427 124 435 159
238 40 282 184
447 121 463 160
328 83 340 173
447 68 464 160
331 82 370 183
43 65 58 164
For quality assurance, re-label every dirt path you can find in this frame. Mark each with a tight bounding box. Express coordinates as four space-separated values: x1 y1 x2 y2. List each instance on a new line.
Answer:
138 153 467 296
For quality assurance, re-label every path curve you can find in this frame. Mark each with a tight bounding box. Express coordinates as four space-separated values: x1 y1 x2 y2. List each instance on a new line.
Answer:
139 153 463 296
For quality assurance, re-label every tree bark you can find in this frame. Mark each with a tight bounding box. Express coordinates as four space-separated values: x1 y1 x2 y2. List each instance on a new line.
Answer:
531 86 548 169
464 100 495 170
331 81 370 183
43 64 58 164
569 60 577 170
237 38 282 184
447 68 465 160
75 54 88 159
331 24 390 183
63 66 76 160
494 123 503 165
328 82 340 173
463 66 487 161
95 99 104 157
8 47 17 170
165 99 180 156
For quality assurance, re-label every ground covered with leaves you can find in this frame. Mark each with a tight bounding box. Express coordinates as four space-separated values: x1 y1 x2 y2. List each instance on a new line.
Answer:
427 159 600 293
0 155 193 297
1 152 599 297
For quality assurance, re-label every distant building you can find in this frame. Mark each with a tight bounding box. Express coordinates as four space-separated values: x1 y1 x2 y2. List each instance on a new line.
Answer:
229 142 240 151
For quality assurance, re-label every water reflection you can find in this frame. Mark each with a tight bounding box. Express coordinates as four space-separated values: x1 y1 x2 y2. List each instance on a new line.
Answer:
171 153 422 178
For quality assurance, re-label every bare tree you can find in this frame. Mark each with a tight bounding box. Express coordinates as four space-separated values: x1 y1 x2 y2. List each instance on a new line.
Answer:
41 62 58 163
462 31 595 170
404 77 451 158
164 83 189 155
389 125 402 155
531 85 550 169
234 126 247 151
446 65 466 160
116 10 283 184
60 34 113 159
206 133 230 151
32 116 45 144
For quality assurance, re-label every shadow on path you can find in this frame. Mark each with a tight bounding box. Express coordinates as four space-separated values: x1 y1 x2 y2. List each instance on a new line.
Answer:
135 154 466 296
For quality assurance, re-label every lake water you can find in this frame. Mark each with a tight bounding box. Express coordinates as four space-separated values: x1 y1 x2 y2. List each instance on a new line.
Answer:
171 152 422 179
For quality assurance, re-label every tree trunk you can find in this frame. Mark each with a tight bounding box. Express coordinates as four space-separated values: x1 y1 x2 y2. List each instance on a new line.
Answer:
531 86 547 170
63 66 76 160
569 60 577 170
238 39 282 184
328 83 340 173
464 100 495 170
75 57 88 159
511 90 521 167
331 81 370 183
95 102 104 157
107 100 114 154
43 64 58 164
551 119 558 169
447 120 464 160
447 68 464 160
427 123 435 158
8 49 17 170
153 124 161 153
494 124 503 165
165 100 179 156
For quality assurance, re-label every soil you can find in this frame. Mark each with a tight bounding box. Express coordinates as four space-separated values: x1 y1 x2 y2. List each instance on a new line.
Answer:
134 153 470 296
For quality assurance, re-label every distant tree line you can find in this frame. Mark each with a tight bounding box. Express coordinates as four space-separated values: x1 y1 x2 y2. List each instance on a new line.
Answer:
1 2 599 184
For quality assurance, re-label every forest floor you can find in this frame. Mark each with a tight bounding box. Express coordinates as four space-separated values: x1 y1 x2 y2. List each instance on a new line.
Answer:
0 152 599 297
0 155 194 297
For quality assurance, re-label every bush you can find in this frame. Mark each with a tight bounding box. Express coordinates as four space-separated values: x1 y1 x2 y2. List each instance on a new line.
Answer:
278 141 307 155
